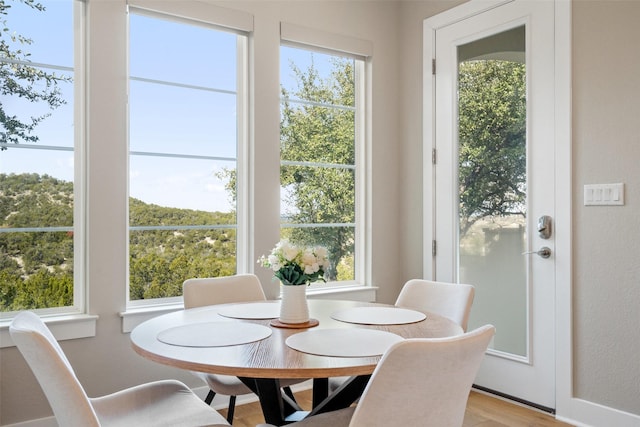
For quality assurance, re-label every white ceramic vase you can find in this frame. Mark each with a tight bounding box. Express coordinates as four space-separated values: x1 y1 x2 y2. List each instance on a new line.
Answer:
279 284 310 324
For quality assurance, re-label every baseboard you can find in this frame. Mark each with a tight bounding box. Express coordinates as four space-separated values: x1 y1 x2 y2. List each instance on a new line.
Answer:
556 396 640 427
470 385 640 427
1 417 57 427
471 384 555 414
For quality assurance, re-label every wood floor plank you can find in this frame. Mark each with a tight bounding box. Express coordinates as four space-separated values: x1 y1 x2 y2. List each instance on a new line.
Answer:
221 389 574 427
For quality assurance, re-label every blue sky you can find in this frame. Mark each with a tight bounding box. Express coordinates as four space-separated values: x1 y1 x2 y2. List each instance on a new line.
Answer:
2 0 338 214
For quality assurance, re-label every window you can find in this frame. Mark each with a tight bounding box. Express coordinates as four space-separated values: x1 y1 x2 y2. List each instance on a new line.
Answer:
0 0 83 315
279 28 369 287
127 8 248 305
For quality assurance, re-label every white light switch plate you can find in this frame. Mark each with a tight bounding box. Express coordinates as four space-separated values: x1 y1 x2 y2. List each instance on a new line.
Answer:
584 183 624 206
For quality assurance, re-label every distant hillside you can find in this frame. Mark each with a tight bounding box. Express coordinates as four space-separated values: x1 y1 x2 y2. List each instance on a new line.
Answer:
0 173 237 310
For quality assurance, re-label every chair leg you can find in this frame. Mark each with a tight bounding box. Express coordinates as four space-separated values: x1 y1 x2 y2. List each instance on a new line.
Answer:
226 395 237 424
204 389 216 405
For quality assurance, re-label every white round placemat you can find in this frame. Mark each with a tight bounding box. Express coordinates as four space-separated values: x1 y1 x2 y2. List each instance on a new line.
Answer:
331 306 426 325
157 322 272 347
217 302 280 319
285 328 403 357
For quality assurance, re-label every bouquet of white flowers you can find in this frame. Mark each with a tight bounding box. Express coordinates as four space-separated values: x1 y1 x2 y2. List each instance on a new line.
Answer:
258 240 329 286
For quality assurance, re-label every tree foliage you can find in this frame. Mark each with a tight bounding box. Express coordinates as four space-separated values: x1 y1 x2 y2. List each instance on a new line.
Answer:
0 0 71 147
0 173 237 311
280 58 356 280
217 57 357 281
458 60 526 235
128 201 237 300
0 173 75 310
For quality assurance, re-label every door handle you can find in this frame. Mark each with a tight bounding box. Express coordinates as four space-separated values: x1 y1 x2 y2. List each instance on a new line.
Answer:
522 247 551 259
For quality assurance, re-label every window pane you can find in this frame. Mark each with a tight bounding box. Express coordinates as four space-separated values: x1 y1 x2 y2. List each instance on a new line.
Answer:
280 165 355 221
129 81 236 158
1 149 74 185
0 230 73 310
4 77 75 148
281 102 355 165
0 0 77 312
457 27 528 355
129 228 236 300
280 46 359 284
280 225 355 281
130 14 236 91
3 1 74 67
130 156 235 214
129 11 240 302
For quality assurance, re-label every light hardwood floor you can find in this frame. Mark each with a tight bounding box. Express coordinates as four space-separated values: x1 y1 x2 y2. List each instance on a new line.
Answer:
221 389 575 427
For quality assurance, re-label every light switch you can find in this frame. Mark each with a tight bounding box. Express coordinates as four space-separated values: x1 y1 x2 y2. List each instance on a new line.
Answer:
584 183 624 206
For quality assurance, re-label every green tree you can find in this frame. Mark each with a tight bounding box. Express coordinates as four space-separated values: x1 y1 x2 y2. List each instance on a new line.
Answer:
280 57 356 280
0 172 238 309
128 201 237 301
458 60 526 236
0 0 71 147
217 57 356 281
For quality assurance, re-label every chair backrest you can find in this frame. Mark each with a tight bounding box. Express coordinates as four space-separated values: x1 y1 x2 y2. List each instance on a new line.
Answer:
350 324 495 427
395 279 475 331
9 311 101 427
183 274 267 309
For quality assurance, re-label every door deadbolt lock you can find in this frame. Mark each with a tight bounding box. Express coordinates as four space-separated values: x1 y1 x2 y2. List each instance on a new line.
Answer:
538 215 552 239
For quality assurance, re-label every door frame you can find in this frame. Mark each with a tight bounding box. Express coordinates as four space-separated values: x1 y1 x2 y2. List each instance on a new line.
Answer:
422 0 573 420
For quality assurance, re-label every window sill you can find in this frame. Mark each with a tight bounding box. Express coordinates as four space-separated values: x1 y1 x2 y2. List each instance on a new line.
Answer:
120 303 184 333
0 313 98 348
306 284 377 302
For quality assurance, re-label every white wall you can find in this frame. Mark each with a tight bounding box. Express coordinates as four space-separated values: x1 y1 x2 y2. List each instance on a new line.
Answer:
571 0 640 416
398 0 640 423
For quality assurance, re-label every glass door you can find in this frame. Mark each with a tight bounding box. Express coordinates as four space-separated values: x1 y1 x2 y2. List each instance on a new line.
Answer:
457 25 528 356
430 0 556 409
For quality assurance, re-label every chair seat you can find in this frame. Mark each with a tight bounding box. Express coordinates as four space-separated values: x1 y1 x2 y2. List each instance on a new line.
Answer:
197 372 307 396
91 380 229 427
10 311 230 427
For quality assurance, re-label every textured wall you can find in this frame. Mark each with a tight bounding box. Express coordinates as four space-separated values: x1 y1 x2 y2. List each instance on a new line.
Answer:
572 0 640 415
399 0 640 419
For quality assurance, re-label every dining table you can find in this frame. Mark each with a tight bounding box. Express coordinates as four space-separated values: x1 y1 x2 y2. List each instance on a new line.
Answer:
130 298 463 426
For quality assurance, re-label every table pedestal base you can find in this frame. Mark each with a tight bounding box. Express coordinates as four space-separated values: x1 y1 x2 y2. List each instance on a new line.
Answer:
238 375 370 426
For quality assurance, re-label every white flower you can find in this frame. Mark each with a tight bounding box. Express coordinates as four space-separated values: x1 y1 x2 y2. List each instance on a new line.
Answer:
268 254 279 267
301 251 316 266
270 262 281 272
281 241 299 262
314 246 327 259
258 240 329 286
304 264 315 274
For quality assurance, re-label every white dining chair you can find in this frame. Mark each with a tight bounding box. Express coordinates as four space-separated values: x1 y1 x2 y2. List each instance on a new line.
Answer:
9 311 230 427
329 278 475 393
183 274 307 423
259 324 495 427
395 279 475 332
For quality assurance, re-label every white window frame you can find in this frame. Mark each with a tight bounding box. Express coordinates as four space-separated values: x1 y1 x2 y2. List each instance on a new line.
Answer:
124 1 251 309
279 23 372 290
0 0 92 347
